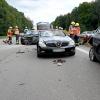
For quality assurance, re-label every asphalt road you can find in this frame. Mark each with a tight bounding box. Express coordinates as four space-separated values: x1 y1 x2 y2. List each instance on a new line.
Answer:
0 44 100 100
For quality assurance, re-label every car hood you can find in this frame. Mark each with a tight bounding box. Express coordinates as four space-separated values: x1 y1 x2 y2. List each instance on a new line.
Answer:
40 36 72 42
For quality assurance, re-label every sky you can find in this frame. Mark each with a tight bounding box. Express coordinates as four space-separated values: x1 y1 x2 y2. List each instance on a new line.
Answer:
6 0 93 24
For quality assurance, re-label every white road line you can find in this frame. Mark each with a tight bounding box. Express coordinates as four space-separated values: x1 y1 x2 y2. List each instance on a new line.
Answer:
76 47 89 55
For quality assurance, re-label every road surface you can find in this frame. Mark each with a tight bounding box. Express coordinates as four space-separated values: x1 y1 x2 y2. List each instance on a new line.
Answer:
0 44 100 100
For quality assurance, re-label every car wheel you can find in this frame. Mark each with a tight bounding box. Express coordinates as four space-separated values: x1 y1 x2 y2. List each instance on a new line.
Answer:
37 45 42 57
21 39 25 45
89 47 97 61
24 40 29 45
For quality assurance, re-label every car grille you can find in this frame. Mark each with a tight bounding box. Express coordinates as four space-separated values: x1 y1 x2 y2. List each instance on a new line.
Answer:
62 42 69 46
46 42 69 47
26 37 33 42
46 43 56 47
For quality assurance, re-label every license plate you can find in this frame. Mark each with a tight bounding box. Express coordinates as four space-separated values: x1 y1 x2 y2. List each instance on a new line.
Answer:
53 49 65 52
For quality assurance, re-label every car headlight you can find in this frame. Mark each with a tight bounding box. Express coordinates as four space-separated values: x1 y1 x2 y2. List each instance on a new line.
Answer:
69 40 75 46
39 40 46 47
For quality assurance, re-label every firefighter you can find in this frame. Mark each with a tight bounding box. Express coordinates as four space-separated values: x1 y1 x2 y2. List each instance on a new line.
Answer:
5 26 13 44
69 21 75 40
74 23 80 46
14 26 20 44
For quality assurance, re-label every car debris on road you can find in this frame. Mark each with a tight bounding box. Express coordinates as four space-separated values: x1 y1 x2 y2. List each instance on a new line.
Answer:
53 59 66 66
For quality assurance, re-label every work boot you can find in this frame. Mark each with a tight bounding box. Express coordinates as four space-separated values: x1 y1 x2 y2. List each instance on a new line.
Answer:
16 41 19 44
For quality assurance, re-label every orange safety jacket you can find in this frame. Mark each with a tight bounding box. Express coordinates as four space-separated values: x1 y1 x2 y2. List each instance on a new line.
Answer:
74 27 80 36
7 29 13 37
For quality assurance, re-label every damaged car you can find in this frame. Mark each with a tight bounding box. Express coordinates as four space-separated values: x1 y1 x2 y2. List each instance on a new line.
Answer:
20 30 39 45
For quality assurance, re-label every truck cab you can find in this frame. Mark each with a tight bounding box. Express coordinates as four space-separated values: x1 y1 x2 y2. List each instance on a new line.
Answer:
37 22 53 30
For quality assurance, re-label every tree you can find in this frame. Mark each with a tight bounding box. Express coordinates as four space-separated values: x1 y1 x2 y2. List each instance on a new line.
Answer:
0 0 33 36
95 0 100 26
52 1 99 32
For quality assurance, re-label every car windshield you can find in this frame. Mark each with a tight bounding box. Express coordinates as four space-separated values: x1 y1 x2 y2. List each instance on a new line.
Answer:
40 30 65 37
25 30 38 35
26 31 32 34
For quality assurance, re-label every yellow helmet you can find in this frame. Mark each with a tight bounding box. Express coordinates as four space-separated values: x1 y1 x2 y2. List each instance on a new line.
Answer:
75 23 79 26
9 26 12 29
15 26 18 28
71 21 75 25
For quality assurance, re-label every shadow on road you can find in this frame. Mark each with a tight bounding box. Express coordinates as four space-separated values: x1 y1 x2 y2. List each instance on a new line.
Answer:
37 53 75 59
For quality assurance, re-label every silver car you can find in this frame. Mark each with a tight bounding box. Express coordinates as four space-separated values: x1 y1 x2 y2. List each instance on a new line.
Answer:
37 30 75 57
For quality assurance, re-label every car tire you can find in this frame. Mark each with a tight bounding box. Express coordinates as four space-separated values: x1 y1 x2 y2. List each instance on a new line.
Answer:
89 47 97 61
24 40 29 45
21 42 25 45
37 45 42 57
21 40 25 45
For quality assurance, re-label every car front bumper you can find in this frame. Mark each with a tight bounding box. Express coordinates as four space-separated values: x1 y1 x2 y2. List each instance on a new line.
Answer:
21 37 38 44
39 45 75 54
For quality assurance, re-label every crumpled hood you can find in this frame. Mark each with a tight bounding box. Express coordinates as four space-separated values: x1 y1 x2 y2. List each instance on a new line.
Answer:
22 33 37 38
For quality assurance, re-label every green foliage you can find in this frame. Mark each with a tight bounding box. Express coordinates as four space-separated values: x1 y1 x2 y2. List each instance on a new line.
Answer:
0 0 33 36
52 1 99 32
95 0 100 26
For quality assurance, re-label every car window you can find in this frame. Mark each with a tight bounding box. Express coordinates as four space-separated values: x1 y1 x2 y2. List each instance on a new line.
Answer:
40 31 53 37
53 30 65 36
26 31 32 34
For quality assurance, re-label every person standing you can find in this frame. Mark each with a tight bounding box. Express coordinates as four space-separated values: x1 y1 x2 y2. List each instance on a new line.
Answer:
69 21 75 40
14 26 20 44
74 23 80 45
5 26 13 44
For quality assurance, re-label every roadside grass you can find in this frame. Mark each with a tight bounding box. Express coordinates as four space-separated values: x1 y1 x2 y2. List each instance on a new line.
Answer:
0 36 6 39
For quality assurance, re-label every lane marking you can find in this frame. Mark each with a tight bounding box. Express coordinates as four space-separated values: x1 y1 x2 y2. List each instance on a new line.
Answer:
76 47 89 55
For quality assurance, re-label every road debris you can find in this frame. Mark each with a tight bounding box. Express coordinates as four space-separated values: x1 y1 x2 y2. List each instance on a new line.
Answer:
53 59 66 66
18 83 25 86
16 50 25 54
58 79 62 82
57 62 62 66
